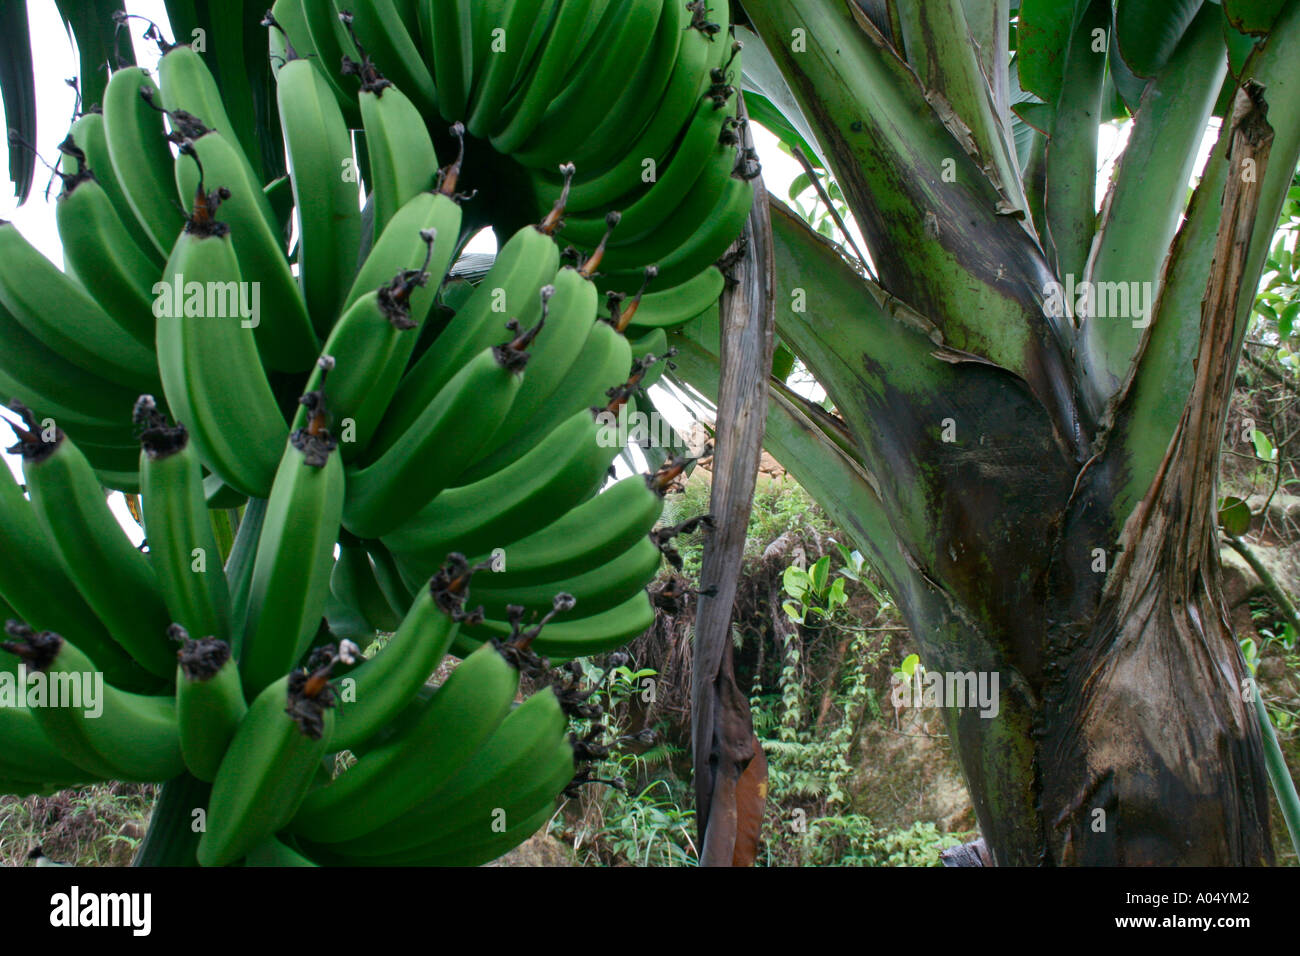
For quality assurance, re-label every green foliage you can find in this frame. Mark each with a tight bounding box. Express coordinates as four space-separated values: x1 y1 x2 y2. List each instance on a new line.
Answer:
796 817 964 867
0 782 155 867
554 658 696 867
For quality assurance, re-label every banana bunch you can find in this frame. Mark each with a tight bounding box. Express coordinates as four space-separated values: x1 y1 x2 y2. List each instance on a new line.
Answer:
0 2 742 865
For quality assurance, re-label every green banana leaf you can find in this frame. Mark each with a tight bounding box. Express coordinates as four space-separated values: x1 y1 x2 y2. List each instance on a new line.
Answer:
0 0 35 203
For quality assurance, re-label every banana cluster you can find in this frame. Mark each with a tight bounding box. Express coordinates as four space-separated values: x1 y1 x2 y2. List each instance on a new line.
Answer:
0 1 737 865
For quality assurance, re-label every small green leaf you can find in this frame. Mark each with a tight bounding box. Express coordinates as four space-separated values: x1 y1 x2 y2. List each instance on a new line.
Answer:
1253 429 1277 462
1280 301 1300 339
782 600 804 624
810 555 830 595
783 565 811 597
1217 495 1252 536
788 172 812 201
900 653 920 677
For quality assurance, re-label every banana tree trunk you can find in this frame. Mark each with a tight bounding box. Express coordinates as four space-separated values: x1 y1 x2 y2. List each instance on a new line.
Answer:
691 0 1300 864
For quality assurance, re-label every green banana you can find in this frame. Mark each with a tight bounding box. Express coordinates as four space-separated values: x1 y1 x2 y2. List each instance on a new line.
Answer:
464 0 558 137
0 222 159 393
224 497 269 658
383 402 628 578
472 473 665 586
53 141 160 349
12 410 175 679
459 266 600 474
246 835 319 866
454 300 634 485
371 733 573 865
271 28 364 334
301 0 364 117
0 298 142 431
342 329 531 541
459 589 656 660
542 22 733 212
341 17 440 241
304 226 453 463
290 639 519 843
158 41 257 188
600 265 724 331
335 2 437 116
102 66 187 260
344 189 462 316
554 0 684 175
365 541 414 620
197 652 340 866
419 0 472 122
155 173 288 498
511 0 664 169
319 684 570 859
470 534 663 619
0 703 99 788
65 109 164 267
605 174 755 290
328 554 484 753
172 625 248 783
239 369 346 697
560 99 736 248
365 218 561 460
0 461 148 689
169 119 320 372
489 0 599 151
137 398 232 643
1 623 183 782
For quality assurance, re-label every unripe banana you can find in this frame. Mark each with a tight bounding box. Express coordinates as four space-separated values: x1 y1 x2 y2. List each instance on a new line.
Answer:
53 144 160 350
169 120 319 373
172 626 248 782
459 588 657 660
198 651 341 866
330 537 402 632
368 218 561 458
328 554 485 753
1 623 183 782
137 399 232 644
343 336 530 540
0 222 159 393
12 409 175 679
155 173 288 499
0 702 100 789
239 368 346 697
383 401 631 579
291 639 518 843
303 225 456 462
470 473 665 586
470 534 662 620
65 109 164 266
344 33 439 241
320 683 570 860
335 2 437 116
270 29 363 333
0 424 153 691
102 66 187 260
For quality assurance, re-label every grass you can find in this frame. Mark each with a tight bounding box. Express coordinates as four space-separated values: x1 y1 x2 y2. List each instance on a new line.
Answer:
0 782 155 866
